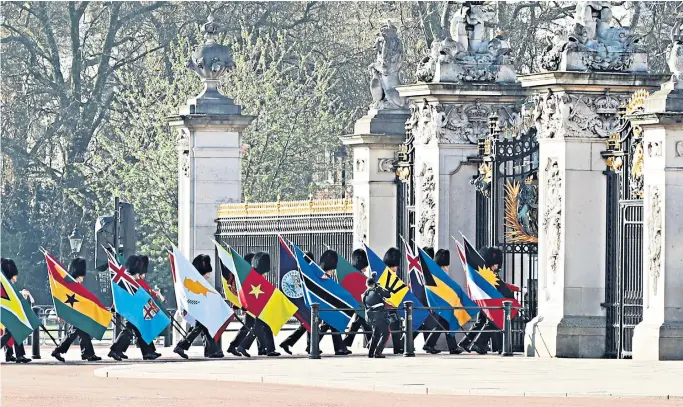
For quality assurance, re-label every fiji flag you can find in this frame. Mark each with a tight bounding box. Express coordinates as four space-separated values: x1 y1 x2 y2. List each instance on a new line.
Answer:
456 236 520 329
109 258 170 344
418 248 478 330
364 245 429 331
278 236 311 331
293 244 357 333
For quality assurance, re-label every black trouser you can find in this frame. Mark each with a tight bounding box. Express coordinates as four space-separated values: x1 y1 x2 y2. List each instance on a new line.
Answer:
280 323 307 348
388 311 403 353
367 309 389 357
55 326 95 357
458 311 488 350
472 318 502 352
418 314 440 343
1 330 26 358
342 315 371 347
238 317 272 354
425 315 458 351
319 323 347 353
111 321 156 355
229 314 253 349
176 322 221 356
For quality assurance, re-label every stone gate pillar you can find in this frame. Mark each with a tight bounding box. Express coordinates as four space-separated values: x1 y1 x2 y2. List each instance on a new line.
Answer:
167 17 255 267
341 21 408 254
395 3 524 285
630 55 683 360
521 2 663 358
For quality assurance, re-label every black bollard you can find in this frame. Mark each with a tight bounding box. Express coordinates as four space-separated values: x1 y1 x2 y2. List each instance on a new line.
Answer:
403 301 415 357
502 301 513 357
309 303 321 359
31 306 41 359
164 325 172 347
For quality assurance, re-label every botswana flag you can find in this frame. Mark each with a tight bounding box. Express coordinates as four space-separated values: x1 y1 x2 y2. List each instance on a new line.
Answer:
293 244 358 333
278 236 310 331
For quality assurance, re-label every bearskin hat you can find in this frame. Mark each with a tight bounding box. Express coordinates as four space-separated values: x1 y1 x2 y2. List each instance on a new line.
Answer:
366 277 376 286
319 250 338 272
125 255 143 275
480 246 503 268
192 254 213 275
304 251 315 265
253 252 270 275
1 258 18 280
422 247 435 260
383 247 401 268
244 252 256 265
435 249 450 267
140 255 150 275
351 249 368 271
69 257 87 279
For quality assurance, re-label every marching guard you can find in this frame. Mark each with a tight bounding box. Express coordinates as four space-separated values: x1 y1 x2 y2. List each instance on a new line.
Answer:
361 277 391 358
1 258 32 363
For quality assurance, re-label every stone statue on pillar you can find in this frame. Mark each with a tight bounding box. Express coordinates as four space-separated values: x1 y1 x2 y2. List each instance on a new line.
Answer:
416 1 516 84
369 21 406 110
667 16 683 89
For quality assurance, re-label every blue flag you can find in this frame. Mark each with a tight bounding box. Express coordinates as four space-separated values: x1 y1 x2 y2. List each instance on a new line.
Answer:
364 245 429 331
418 248 478 331
293 244 358 333
278 236 311 331
110 260 170 344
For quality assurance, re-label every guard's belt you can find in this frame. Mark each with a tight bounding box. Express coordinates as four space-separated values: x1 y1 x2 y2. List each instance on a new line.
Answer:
368 303 385 309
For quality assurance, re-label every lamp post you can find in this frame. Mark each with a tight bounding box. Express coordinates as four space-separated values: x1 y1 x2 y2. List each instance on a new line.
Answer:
68 227 84 259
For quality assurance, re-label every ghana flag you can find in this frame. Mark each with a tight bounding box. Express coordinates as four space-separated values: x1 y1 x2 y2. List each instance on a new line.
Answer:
0 272 41 343
44 251 113 340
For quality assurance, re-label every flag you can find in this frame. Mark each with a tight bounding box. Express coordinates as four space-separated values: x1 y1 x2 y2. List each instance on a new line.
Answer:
418 248 478 330
0 272 41 344
169 246 234 341
456 237 520 329
45 252 113 340
277 236 310 331
106 251 169 316
108 259 170 344
293 244 357 333
363 245 429 331
227 246 297 335
213 241 242 308
403 241 428 307
334 253 368 303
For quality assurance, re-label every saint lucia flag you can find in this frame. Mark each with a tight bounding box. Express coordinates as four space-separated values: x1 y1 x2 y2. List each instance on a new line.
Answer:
364 244 429 331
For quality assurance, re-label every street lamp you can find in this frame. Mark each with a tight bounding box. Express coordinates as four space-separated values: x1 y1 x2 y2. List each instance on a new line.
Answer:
68 227 84 258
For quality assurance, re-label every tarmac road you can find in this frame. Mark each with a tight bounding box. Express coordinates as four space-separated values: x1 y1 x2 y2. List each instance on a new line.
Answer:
2 363 681 407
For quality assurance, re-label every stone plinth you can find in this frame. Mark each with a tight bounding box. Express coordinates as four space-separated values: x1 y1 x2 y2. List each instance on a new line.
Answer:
168 113 254 279
520 71 666 358
630 83 683 360
341 109 408 254
396 82 526 287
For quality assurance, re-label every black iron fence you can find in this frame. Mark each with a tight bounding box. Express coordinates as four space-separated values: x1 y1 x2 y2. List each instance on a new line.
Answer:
215 198 354 289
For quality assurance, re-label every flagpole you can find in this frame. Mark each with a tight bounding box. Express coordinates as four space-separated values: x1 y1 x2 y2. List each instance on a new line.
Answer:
40 324 59 347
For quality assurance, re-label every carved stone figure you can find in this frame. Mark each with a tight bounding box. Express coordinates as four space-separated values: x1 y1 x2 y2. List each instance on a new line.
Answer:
542 159 562 300
368 21 406 110
418 164 436 247
648 186 662 296
416 2 516 84
355 197 368 246
668 16 683 89
541 2 646 72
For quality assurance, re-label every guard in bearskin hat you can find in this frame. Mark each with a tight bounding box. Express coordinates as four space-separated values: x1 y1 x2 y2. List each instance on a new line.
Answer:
108 255 161 361
316 250 351 356
380 247 405 354
342 249 373 348
458 246 507 354
51 257 102 362
415 247 440 350
227 252 262 357
279 252 315 355
1 258 32 363
173 254 225 359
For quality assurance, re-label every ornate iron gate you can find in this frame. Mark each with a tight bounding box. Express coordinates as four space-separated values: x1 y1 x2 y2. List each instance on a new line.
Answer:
602 91 647 358
472 115 539 352
396 118 417 280
214 199 354 289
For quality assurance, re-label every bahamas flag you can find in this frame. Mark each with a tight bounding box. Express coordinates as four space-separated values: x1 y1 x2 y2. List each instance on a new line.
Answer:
45 252 113 340
278 236 310 331
363 245 429 331
0 272 41 343
456 237 520 329
109 258 170 344
293 244 357 333
418 248 478 330
228 246 297 335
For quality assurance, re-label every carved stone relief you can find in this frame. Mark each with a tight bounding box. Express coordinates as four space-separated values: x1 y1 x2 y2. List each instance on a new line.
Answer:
648 185 662 296
675 141 683 157
355 159 366 173
417 163 436 248
177 129 191 178
647 141 663 157
355 196 368 246
542 158 562 301
378 158 395 172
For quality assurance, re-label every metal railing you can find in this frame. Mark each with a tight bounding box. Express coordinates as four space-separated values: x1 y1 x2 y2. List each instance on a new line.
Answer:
308 301 518 359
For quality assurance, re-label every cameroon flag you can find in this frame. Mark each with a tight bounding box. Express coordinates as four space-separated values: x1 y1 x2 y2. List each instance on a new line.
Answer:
0 272 41 343
228 247 297 335
45 252 113 340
